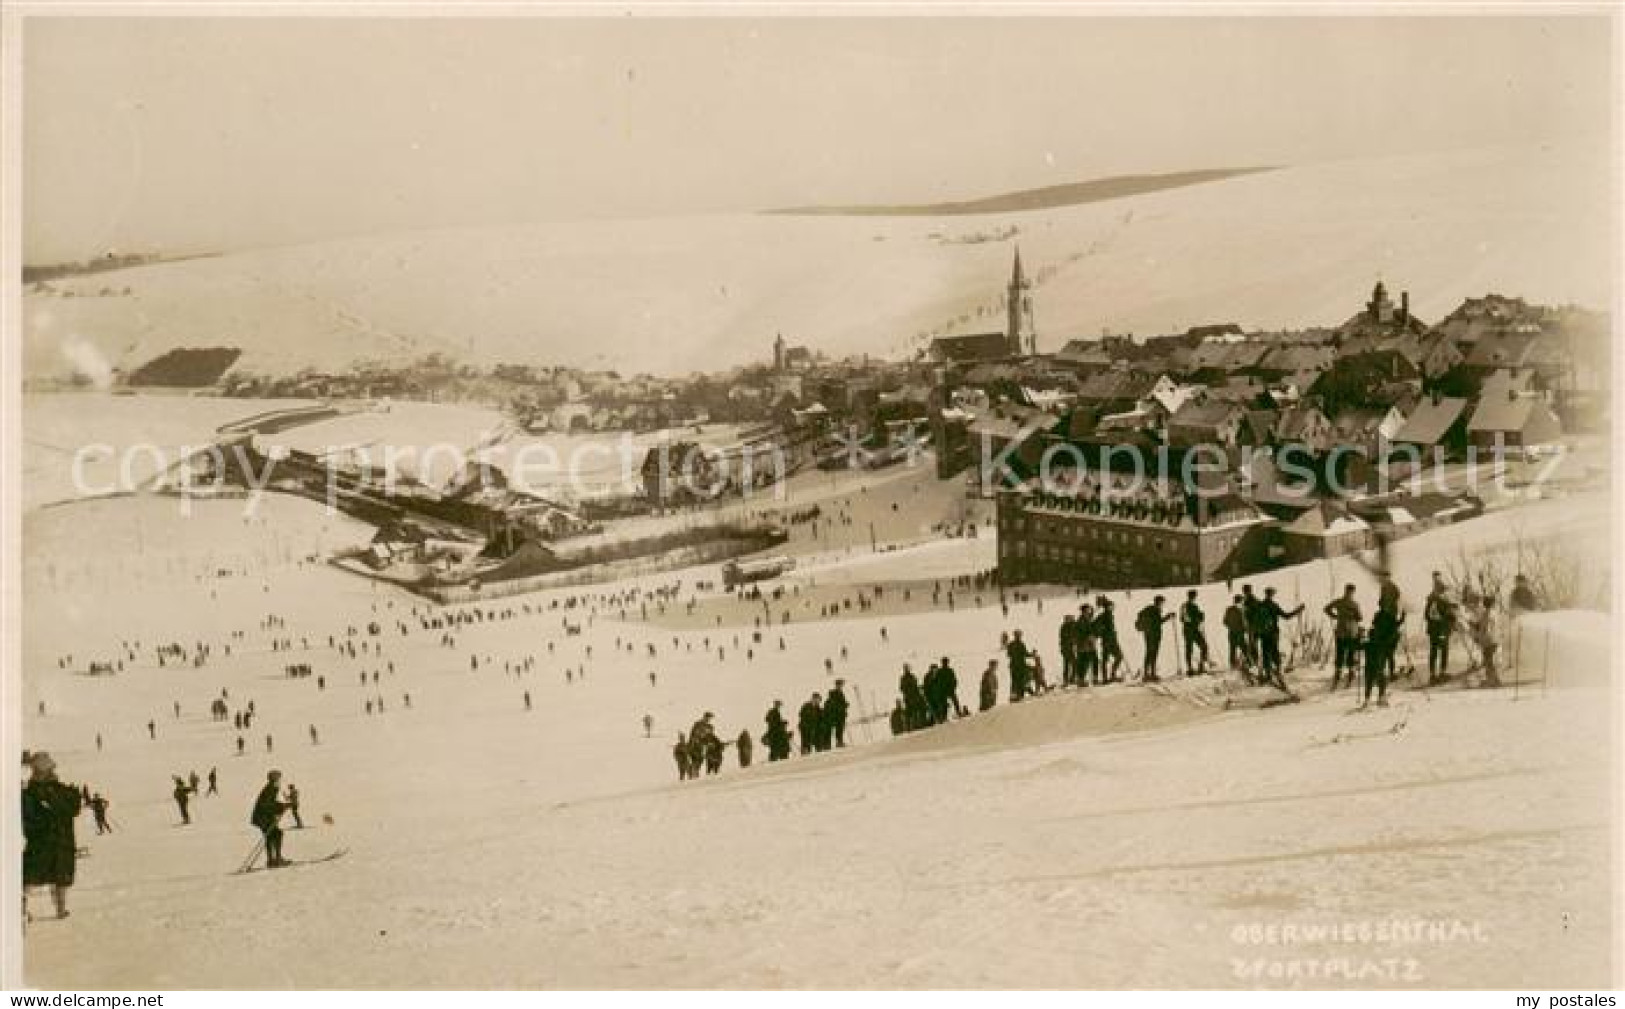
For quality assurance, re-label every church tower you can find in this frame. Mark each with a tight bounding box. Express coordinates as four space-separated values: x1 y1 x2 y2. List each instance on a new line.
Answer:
1367 280 1395 325
773 332 787 372
1006 247 1036 356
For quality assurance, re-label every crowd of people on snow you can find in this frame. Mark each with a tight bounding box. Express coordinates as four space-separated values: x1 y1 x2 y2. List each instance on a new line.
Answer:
807 569 1549 764
26 528 1556 932
671 679 855 780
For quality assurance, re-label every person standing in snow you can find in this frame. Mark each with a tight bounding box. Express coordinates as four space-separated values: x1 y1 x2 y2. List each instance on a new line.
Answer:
797 694 824 755
1470 593 1502 689
1361 607 1400 709
90 793 112 834
763 702 792 761
1324 585 1364 690
1058 614 1078 687
1255 587 1303 687
1423 573 1458 686
285 783 303 829
936 657 963 718
1180 590 1210 674
1223 595 1250 676
1073 604 1099 686
899 665 928 730
823 680 850 748
890 699 908 735
704 734 726 775
673 733 693 780
22 752 81 921
1094 600 1124 683
172 776 194 825
1135 596 1174 683
1005 630 1032 702
250 770 290 868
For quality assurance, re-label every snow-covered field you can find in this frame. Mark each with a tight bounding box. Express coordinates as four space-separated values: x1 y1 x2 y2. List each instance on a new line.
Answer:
21 394 317 511
17 390 1617 987
24 141 1613 381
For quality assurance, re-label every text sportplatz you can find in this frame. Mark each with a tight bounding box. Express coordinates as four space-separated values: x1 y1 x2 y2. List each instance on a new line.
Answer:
1228 918 1490 984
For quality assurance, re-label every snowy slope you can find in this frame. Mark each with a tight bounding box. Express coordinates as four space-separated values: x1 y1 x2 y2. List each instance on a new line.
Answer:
17 467 1615 987
23 141 1612 382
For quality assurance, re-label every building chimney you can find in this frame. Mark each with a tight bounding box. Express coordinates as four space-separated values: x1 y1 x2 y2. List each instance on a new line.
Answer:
1400 291 1410 324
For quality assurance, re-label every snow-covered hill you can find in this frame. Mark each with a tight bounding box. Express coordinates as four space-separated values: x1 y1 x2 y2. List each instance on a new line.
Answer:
18 471 1615 987
23 141 1612 383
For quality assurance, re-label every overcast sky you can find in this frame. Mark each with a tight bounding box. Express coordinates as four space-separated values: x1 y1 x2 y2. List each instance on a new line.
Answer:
21 14 1615 263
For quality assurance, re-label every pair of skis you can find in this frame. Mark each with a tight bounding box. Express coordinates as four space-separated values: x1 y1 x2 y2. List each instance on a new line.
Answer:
233 838 349 875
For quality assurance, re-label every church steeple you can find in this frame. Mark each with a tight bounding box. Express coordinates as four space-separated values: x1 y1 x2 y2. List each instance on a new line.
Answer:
1006 246 1035 356
1368 278 1394 324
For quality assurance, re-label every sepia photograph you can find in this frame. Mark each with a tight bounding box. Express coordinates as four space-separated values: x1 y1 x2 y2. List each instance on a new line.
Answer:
2 4 1621 994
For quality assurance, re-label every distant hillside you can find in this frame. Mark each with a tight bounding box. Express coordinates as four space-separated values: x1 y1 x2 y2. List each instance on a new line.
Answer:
766 168 1276 216
22 250 219 285
20 143 1612 382
126 347 243 387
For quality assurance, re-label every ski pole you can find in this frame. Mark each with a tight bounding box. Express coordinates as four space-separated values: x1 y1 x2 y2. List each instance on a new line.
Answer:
237 837 266 873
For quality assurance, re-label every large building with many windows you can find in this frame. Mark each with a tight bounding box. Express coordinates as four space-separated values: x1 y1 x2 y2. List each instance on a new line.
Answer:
995 480 1276 587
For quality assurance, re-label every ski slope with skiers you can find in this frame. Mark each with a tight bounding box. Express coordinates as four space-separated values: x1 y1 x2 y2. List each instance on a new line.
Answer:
18 409 1615 988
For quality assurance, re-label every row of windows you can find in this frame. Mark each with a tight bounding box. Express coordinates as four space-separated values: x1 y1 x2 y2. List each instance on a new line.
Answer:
1012 520 1194 555
1000 512 1268 562
1005 547 1199 582
1005 512 1193 535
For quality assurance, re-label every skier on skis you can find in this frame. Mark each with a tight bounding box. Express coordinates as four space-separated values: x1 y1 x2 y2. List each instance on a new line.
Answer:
250 770 291 868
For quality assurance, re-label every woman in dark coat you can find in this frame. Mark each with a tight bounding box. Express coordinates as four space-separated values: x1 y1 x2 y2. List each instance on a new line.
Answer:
22 751 81 920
